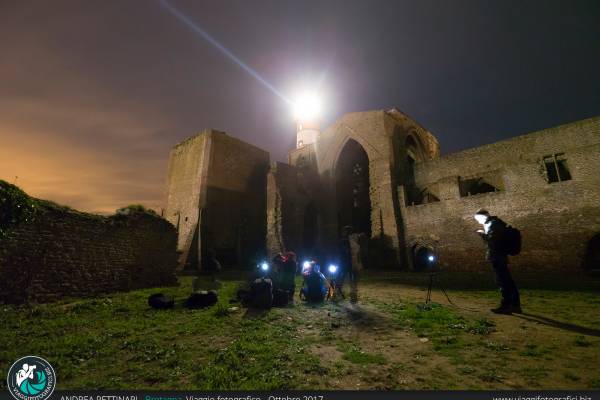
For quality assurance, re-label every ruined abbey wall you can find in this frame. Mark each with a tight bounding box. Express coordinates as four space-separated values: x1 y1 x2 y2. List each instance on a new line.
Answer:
402 117 600 272
165 130 269 269
164 133 210 267
0 204 178 304
168 110 599 274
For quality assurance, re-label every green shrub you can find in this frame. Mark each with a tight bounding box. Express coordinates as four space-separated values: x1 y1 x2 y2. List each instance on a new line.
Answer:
0 180 37 238
115 204 158 216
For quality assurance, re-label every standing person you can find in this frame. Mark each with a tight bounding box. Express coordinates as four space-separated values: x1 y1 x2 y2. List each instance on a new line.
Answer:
348 232 365 303
280 251 298 302
474 209 521 314
337 226 354 299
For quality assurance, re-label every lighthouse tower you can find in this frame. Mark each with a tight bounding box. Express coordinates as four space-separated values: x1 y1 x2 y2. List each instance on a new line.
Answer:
293 91 321 149
296 119 320 148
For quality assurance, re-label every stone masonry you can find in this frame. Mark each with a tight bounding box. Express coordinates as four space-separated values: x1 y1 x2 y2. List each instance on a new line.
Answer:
165 110 600 273
0 203 178 304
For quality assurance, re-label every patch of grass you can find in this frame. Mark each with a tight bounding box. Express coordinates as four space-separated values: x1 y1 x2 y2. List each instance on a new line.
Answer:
520 343 548 357
480 369 503 383
340 345 387 365
2 274 600 389
484 341 510 352
574 335 592 347
564 371 581 382
467 318 496 335
457 365 476 374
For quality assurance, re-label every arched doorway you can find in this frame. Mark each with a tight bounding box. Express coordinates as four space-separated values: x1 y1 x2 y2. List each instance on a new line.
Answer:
336 139 372 237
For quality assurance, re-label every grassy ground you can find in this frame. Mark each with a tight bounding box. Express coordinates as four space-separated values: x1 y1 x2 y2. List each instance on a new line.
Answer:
1 272 599 390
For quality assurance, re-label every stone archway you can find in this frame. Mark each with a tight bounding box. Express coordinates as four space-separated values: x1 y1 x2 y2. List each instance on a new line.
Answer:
335 139 372 237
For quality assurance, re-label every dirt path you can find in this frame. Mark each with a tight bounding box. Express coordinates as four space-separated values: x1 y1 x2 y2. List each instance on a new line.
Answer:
296 280 600 389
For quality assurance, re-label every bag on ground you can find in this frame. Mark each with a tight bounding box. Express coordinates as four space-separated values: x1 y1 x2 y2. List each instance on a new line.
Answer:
185 290 218 309
250 278 273 309
148 293 174 309
272 289 289 307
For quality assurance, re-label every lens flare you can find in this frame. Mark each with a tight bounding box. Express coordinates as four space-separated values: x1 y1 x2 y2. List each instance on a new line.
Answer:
158 0 290 104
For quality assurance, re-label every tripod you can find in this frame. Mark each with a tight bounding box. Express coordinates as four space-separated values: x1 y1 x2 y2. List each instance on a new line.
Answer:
425 272 455 306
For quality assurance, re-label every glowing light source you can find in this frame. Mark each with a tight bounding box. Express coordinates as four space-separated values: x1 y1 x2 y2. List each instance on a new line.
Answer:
428 255 435 262
328 265 338 274
293 91 322 121
260 262 269 271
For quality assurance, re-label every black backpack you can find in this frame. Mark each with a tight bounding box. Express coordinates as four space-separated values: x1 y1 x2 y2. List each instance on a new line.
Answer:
185 290 218 309
272 289 290 307
148 293 174 309
503 225 522 256
250 278 273 309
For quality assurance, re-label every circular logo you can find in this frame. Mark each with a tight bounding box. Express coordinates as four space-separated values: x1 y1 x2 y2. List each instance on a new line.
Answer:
7 356 56 400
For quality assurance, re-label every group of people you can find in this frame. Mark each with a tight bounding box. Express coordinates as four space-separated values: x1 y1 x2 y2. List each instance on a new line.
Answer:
263 225 364 305
239 208 522 314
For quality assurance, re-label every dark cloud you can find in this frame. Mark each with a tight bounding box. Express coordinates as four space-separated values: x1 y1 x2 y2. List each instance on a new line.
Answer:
1 0 598 213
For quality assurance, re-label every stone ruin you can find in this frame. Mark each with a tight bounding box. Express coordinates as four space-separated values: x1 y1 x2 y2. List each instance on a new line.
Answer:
163 109 600 274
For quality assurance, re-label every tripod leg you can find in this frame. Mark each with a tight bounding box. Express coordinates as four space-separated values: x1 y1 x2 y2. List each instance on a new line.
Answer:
426 275 433 303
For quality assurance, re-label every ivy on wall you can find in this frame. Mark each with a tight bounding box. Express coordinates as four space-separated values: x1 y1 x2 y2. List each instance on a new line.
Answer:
0 180 37 239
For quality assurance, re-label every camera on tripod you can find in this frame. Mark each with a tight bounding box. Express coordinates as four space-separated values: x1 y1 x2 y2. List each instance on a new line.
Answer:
412 243 439 272
411 243 449 304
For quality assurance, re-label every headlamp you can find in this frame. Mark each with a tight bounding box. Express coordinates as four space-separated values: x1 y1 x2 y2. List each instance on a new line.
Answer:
328 264 338 274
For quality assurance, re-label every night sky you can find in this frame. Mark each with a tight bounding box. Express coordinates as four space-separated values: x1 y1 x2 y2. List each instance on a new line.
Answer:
1 0 599 214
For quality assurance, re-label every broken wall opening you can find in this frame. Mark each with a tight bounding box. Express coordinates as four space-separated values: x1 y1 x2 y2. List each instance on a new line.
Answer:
459 172 504 197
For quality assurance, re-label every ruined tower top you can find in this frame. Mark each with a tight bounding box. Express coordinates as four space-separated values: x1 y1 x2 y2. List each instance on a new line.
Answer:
292 91 321 149
295 119 320 149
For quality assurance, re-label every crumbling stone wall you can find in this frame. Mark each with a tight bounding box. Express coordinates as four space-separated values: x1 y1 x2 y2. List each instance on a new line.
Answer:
266 161 315 259
165 130 269 269
163 133 210 268
403 116 600 272
0 203 178 304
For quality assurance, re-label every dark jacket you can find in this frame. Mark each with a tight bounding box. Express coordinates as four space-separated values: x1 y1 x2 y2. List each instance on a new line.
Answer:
303 271 329 302
480 216 508 261
279 259 297 291
338 237 352 273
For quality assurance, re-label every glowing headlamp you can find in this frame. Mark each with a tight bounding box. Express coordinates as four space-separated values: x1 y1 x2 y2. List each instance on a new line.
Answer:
259 262 269 271
428 255 435 263
328 265 338 274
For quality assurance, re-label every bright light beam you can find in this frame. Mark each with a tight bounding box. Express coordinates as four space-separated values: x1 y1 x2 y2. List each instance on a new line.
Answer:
157 0 291 104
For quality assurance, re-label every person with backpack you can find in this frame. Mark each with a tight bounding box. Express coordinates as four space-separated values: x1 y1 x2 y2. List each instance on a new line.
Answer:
299 261 330 303
474 208 522 314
